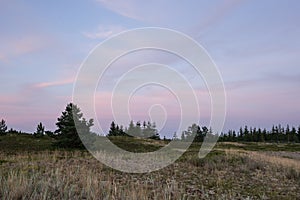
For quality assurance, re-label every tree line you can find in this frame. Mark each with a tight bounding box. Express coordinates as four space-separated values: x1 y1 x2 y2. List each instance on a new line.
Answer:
107 120 160 140
0 103 161 148
1 103 300 149
219 125 300 143
179 123 300 143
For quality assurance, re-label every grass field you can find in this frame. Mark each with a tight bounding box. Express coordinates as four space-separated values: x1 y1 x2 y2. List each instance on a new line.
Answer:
0 134 300 199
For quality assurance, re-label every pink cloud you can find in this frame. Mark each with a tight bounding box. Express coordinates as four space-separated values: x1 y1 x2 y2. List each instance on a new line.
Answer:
34 78 74 88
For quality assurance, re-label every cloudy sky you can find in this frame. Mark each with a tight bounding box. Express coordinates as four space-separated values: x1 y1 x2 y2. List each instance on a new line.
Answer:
1 0 300 136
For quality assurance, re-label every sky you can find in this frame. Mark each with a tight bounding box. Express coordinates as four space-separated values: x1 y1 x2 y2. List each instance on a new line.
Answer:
1 0 300 137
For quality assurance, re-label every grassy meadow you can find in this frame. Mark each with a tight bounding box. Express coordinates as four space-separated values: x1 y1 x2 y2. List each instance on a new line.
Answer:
0 134 300 199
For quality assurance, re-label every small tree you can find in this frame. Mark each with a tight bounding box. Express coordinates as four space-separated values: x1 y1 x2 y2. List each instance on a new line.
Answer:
127 120 136 136
54 103 94 149
108 121 117 136
34 122 44 137
0 119 7 135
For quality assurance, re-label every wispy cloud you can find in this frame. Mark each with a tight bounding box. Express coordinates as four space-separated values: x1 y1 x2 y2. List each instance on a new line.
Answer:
96 0 141 20
34 78 74 88
194 0 242 34
83 25 126 39
224 72 300 91
0 35 47 62
96 0 243 33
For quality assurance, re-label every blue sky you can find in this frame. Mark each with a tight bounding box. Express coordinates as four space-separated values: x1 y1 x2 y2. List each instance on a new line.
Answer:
1 0 300 136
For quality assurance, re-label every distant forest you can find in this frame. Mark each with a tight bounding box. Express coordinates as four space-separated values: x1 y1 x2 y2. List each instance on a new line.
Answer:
184 124 300 143
1 103 300 145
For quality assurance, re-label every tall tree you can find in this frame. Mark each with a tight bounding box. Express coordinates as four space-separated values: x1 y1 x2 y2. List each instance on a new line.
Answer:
54 103 94 148
0 119 7 135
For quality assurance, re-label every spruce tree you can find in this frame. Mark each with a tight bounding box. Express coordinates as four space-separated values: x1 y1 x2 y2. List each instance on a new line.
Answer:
54 103 94 148
127 120 135 136
108 121 117 136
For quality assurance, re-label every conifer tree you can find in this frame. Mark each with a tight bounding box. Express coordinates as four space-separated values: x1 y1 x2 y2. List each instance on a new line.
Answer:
0 119 7 135
54 103 94 148
34 122 44 137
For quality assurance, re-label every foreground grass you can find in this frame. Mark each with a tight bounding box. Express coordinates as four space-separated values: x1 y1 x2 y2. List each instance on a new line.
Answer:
0 136 299 199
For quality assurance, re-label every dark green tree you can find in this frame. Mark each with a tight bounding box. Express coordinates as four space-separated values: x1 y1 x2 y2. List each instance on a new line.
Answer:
239 127 244 141
290 126 298 143
258 128 265 142
34 122 44 137
0 119 7 135
244 126 250 141
196 126 207 142
108 121 117 136
232 130 237 142
54 103 94 148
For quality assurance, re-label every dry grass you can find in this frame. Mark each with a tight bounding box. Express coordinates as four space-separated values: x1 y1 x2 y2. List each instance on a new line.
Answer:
225 149 300 172
218 142 247 147
0 145 299 199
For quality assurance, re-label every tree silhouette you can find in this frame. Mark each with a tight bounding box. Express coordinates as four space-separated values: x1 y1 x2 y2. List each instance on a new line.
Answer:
218 124 300 143
0 119 7 135
54 103 94 148
108 121 117 136
34 122 44 137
